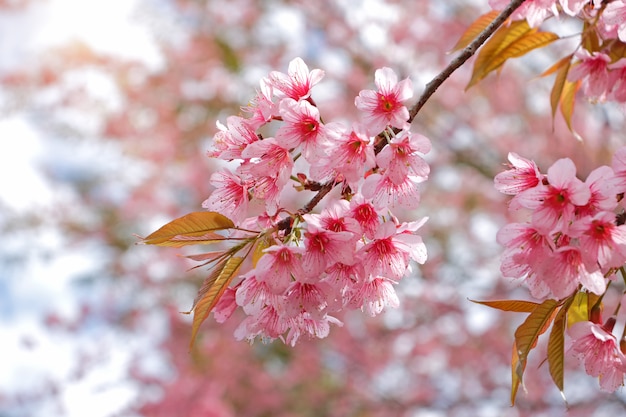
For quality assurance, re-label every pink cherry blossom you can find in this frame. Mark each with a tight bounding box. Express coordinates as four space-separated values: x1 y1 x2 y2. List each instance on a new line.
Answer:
576 165 617 217
267 57 324 101
202 170 250 224
569 49 612 100
348 194 382 240
358 221 412 281
361 172 423 209
355 67 412 134
517 158 590 233
494 152 542 195
348 276 400 317
611 146 626 193
239 137 293 181
489 0 558 27
376 130 431 185
573 212 626 270
208 116 259 160
300 222 356 277
255 245 306 294
243 78 278 129
314 123 376 187
543 245 605 298
284 312 342 346
275 98 330 160
602 1 626 43
569 320 626 392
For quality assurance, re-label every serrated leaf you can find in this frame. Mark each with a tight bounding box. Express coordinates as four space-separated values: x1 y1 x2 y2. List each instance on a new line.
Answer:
187 256 244 349
547 55 573 120
450 10 500 52
511 298 560 404
140 212 235 247
470 299 539 313
467 20 558 89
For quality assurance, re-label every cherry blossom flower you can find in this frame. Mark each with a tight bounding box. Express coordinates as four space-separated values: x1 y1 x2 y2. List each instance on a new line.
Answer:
489 0 558 27
611 145 626 194
602 1 626 43
361 172 423 209
376 130 431 185
572 212 626 270
355 67 412 134
494 152 542 195
516 158 590 233
284 313 342 346
243 78 278 129
349 194 382 240
576 165 617 217
202 170 250 225
569 320 626 392
275 98 331 160
358 221 413 281
348 276 400 317
267 57 324 101
208 116 259 160
239 137 293 182
569 50 612 101
255 245 306 294
314 123 376 187
543 245 605 298
301 223 356 277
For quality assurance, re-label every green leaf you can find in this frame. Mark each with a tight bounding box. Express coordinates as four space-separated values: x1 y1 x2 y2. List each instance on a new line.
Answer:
187 256 244 350
511 299 560 405
467 20 558 89
470 299 539 313
139 212 235 247
450 10 500 52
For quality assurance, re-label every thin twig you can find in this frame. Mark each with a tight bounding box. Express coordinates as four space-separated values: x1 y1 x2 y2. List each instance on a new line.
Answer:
294 0 527 217
408 0 527 123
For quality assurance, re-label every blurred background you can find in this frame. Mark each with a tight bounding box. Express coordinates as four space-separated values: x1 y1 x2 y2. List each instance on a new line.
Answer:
2 0 626 416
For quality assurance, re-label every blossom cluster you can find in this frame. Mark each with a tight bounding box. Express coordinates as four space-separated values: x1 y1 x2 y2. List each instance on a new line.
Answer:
205 58 430 345
494 149 626 391
490 0 626 103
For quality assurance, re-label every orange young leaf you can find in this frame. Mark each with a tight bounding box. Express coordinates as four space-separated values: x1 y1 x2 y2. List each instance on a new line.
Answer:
187 256 244 350
450 10 500 52
547 55 573 120
567 291 589 328
467 20 558 89
547 304 569 399
251 234 272 268
511 341 525 406
470 299 539 313
481 31 559 78
511 298 560 404
560 79 582 137
467 20 532 89
139 211 235 247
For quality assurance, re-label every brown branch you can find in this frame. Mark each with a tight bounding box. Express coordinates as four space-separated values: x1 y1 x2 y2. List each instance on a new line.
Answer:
407 0 527 123
292 0 528 217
